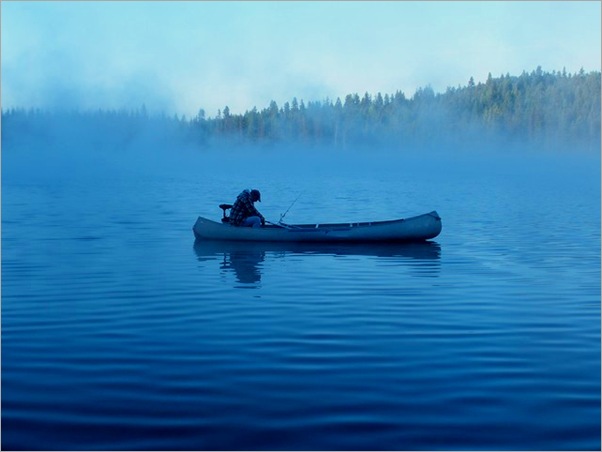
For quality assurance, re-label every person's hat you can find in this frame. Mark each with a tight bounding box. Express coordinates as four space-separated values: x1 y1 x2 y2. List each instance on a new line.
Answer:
251 189 261 202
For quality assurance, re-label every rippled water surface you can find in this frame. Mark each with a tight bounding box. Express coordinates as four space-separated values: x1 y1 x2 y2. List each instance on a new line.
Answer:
2 148 600 450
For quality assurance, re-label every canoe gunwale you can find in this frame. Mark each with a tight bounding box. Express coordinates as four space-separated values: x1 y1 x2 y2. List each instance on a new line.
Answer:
281 211 441 230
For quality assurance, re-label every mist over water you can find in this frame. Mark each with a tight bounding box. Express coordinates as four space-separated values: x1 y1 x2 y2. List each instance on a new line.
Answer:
2 114 600 449
3 111 596 181
3 121 598 227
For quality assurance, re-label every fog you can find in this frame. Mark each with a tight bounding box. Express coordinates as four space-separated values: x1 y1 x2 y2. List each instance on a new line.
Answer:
4 66 599 195
1 107 599 249
3 109 598 190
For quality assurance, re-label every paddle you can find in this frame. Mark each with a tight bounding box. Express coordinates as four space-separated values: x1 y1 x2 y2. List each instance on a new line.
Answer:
266 220 300 229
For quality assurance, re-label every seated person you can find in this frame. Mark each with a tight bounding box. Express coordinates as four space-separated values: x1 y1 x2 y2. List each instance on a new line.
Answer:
229 189 265 227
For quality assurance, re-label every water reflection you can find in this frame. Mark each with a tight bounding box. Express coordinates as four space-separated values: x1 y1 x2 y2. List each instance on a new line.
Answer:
194 240 441 286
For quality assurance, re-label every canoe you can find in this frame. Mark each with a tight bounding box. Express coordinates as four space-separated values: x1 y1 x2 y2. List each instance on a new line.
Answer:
192 211 442 242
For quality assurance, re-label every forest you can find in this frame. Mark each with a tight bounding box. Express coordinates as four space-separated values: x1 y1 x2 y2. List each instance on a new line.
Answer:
2 67 600 153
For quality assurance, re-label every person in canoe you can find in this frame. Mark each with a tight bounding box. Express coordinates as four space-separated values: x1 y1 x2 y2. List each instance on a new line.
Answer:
229 189 265 227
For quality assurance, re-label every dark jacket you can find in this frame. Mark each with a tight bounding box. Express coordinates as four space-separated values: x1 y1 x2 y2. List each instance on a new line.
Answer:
229 189 265 226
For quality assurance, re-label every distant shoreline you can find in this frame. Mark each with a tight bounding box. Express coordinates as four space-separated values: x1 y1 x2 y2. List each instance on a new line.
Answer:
3 68 600 153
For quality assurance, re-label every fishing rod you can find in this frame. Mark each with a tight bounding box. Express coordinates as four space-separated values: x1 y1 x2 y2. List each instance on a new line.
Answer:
278 192 303 224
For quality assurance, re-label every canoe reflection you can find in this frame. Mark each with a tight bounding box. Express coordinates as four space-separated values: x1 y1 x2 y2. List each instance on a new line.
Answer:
193 240 441 285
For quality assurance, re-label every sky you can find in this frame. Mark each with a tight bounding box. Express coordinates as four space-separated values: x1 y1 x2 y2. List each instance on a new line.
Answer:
1 1 601 118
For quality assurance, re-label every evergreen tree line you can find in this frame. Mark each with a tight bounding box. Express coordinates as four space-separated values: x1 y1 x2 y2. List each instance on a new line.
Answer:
2 67 600 152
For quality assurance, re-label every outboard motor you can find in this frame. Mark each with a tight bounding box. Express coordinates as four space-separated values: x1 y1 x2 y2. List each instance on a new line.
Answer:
219 204 233 223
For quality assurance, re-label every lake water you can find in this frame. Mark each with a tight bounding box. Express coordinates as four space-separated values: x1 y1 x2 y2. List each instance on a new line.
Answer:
2 145 600 450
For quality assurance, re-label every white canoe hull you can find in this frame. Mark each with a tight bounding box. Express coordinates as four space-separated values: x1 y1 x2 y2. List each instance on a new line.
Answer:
193 211 442 242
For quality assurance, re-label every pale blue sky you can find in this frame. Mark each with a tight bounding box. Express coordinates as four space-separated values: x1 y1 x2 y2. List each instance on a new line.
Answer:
2 1 600 117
